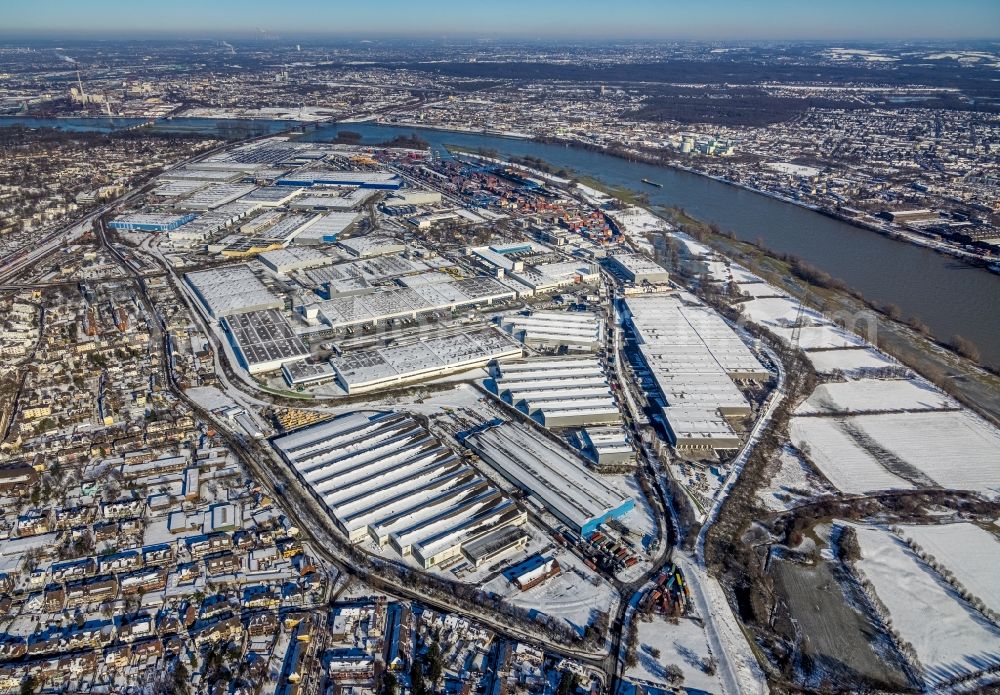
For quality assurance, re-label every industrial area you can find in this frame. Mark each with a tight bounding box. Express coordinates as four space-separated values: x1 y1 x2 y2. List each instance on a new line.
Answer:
1 33 999 695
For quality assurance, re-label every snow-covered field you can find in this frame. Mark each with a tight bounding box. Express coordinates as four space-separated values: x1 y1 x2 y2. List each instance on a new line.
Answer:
625 615 721 693
847 411 1000 494
790 417 914 493
795 378 956 415
611 206 672 236
849 524 1000 688
793 409 1000 494
668 231 714 259
186 385 239 411
898 523 1000 618
740 296 812 325
804 347 898 375
736 282 787 298
769 325 866 349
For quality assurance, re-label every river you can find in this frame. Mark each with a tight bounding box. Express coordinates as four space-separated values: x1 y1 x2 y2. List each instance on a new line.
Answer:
3 115 999 367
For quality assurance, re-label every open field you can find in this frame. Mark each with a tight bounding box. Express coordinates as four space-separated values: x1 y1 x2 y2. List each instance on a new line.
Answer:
769 324 866 349
481 550 618 637
898 523 1000 618
771 557 911 690
795 378 956 415
673 225 1000 426
790 417 914 493
804 347 899 375
850 524 1000 689
758 446 837 511
848 411 1000 493
626 615 722 693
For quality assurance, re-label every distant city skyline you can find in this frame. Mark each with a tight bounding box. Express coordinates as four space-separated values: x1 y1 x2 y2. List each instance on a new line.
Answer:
2 0 999 40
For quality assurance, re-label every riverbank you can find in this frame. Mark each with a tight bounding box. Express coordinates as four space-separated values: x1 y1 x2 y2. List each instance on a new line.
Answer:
659 207 1000 426
527 133 997 269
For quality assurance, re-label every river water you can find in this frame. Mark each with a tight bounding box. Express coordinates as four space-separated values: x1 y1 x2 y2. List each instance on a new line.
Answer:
4 116 998 367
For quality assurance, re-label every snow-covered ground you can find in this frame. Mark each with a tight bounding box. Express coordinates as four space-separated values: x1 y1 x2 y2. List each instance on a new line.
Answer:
769 324 866 349
625 615 722 693
739 296 815 326
795 378 956 415
757 445 837 511
186 385 240 412
606 206 668 256
804 347 898 375
480 550 618 637
898 522 1000 618
668 231 715 261
736 281 787 298
848 523 1000 688
790 417 914 493
847 411 1000 494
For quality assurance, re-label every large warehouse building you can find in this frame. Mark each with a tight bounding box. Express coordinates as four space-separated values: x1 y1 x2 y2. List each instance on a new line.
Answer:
331 328 522 393
185 266 283 318
462 421 633 537
608 254 670 285
272 412 527 569
623 294 769 450
491 358 621 428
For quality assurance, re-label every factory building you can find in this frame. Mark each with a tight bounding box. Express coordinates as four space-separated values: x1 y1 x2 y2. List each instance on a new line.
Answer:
282 361 337 387
259 247 339 275
608 254 671 285
173 183 257 211
312 277 517 331
289 189 377 211
109 212 197 233
508 261 600 293
331 328 522 393
501 310 603 352
580 427 635 467
160 166 245 183
338 236 406 259
511 556 561 591
272 412 527 569
221 309 310 375
238 186 304 207
291 211 362 245
385 190 442 206
462 421 634 537
185 266 283 318
492 357 621 428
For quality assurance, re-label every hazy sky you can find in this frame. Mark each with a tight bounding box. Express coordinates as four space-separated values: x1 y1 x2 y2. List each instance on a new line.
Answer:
3 0 999 40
